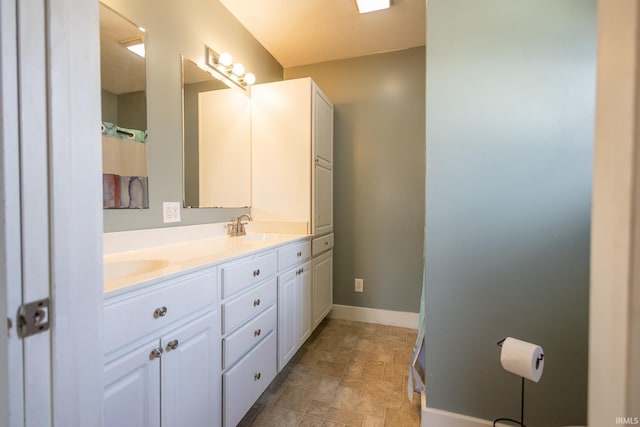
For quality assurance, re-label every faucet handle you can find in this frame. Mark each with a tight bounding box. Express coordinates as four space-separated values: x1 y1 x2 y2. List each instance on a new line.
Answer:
225 222 237 236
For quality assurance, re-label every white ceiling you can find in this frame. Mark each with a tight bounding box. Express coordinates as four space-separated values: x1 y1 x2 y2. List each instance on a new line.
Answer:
219 0 426 68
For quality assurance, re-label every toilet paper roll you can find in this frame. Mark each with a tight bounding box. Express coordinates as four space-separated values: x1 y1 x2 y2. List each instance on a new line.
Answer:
499 337 544 383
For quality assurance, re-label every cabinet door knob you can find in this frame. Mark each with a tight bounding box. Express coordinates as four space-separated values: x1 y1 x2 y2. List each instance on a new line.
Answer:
253 269 261 277
166 339 179 351
254 372 262 381
149 347 163 360
153 306 168 318
253 299 261 307
254 329 261 337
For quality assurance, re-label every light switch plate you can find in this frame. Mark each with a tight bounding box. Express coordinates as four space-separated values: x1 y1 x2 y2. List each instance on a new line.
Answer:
355 278 363 293
163 202 181 223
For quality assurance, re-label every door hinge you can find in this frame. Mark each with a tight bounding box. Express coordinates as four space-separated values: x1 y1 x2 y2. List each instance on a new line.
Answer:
17 298 50 338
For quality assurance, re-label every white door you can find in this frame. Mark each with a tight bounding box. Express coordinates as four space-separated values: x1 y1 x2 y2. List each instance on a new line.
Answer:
277 269 298 371
161 310 220 427
313 250 333 329
298 261 313 344
1 0 103 426
104 341 161 427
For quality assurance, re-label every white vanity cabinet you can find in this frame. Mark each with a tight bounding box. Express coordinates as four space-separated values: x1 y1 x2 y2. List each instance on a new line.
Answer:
277 240 312 371
103 268 220 427
219 250 278 427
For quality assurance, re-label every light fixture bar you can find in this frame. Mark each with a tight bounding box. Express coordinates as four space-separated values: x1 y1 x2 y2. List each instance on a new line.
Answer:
354 0 391 13
204 45 256 92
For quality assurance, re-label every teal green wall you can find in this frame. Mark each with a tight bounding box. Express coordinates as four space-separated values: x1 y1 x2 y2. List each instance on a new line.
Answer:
424 1 595 425
286 47 425 313
102 0 282 231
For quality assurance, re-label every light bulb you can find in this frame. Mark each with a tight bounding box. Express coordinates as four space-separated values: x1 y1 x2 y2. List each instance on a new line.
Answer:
219 52 233 67
232 63 245 77
243 73 256 85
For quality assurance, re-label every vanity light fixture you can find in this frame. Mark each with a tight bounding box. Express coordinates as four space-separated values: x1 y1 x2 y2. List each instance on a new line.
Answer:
205 45 256 91
354 0 391 13
120 36 145 58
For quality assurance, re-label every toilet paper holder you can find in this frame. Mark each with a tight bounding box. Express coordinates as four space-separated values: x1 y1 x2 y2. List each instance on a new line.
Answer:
494 338 545 427
497 338 545 369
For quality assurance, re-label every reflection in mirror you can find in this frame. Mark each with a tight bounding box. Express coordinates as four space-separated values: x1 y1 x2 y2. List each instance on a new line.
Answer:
182 56 251 208
99 3 149 209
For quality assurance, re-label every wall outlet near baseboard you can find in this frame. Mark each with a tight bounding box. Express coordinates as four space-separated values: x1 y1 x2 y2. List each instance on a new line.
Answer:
355 278 364 292
163 202 181 223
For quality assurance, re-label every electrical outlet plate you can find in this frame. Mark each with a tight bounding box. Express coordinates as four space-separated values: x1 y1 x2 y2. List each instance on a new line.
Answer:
355 278 363 293
163 202 181 223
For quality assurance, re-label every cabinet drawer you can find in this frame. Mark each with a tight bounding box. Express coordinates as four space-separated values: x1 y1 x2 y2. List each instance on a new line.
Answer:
278 240 311 271
222 305 276 369
222 278 276 334
223 331 277 427
312 233 334 256
104 269 217 355
221 251 276 298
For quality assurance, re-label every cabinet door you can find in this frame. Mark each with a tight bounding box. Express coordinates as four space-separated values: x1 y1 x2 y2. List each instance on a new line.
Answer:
277 268 298 371
313 250 334 329
298 261 313 344
314 165 333 236
104 340 161 427
314 86 333 169
161 310 220 427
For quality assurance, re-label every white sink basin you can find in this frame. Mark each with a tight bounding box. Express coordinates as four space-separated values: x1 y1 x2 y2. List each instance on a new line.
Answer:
238 233 279 241
104 259 169 282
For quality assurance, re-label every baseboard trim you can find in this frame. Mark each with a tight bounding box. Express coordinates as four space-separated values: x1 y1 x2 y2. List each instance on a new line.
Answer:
422 405 514 427
328 304 419 329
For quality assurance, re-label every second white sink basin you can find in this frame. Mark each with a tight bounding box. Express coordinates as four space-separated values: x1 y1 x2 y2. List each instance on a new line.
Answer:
104 259 169 282
238 233 279 241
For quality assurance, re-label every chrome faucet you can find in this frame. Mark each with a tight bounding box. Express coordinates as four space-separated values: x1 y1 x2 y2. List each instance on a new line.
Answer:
227 214 252 237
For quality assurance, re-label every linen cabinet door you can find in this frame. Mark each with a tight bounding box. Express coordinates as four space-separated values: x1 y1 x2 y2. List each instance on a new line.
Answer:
313 250 333 329
161 310 220 427
313 86 333 169
104 340 161 427
314 164 333 236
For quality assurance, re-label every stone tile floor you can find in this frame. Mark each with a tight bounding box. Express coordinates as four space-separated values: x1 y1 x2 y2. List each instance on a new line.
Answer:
239 318 421 427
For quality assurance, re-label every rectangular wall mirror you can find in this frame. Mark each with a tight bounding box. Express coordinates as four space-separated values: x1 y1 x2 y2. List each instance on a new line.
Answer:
182 56 251 208
99 3 149 209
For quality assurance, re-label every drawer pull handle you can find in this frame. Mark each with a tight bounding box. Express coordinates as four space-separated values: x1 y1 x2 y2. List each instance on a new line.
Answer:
254 372 262 381
324 241 329 245
253 299 261 307
149 347 163 360
166 340 179 351
254 329 261 337
153 306 168 318
253 269 261 277
297 251 302 257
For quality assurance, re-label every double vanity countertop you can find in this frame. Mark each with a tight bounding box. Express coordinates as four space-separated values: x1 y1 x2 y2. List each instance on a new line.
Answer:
103 224 309 298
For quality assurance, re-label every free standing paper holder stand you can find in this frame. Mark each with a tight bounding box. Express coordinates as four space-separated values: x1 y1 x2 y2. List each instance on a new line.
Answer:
493 338 544 427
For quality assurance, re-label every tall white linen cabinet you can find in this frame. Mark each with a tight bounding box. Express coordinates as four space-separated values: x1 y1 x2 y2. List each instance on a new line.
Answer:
252 77 335 350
